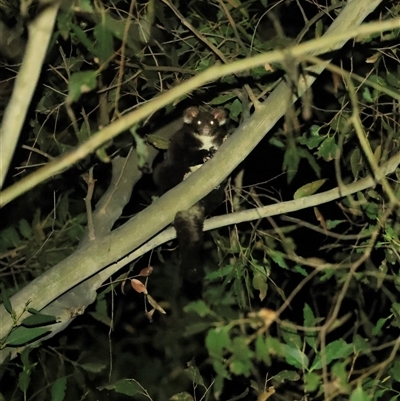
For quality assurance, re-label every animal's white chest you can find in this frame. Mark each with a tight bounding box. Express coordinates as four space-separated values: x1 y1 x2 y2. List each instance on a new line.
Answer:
195 134 218 151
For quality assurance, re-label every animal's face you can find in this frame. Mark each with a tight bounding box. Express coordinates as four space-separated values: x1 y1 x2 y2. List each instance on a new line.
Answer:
192 112 220 136
183 107 226 137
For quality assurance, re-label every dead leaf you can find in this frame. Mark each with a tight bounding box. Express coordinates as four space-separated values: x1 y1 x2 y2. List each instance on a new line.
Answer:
130 279 147 294
147 294 166 314
139 266 153 277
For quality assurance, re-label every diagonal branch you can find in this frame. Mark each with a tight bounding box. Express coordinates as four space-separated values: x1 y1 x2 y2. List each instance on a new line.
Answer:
0 0 388 361
1 8 398 206
0 3 60 188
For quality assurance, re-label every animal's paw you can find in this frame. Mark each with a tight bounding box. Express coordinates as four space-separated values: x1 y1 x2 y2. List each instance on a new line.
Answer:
202 148 216 163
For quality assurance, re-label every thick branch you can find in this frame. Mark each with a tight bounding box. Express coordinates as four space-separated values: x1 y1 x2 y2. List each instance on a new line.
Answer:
95 149 400 283
0 3 60 188
0 0 386 357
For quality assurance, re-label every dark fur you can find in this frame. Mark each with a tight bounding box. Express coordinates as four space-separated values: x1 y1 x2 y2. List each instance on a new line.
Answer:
154 107 227 292
154 107 226 193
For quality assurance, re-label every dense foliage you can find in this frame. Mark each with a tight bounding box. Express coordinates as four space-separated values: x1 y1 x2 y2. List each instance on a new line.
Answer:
0 0 399 400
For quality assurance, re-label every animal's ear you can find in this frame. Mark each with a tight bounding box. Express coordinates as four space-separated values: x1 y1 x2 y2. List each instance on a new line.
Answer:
211 108 226 126
183 107 200 124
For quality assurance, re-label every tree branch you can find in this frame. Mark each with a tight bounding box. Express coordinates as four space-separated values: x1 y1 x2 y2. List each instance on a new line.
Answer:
0 0 389 360
0 2 60 188
1 5 398 206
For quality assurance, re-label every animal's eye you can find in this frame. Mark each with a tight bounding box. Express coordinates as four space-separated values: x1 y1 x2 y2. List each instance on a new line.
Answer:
197 120 201 125
210 121 214 125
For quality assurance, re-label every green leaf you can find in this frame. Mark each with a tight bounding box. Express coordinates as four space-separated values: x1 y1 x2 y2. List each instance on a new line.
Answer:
79 0 93 12
332 361 351 393
350 148 362 179
70 23 95 54
146 133 170 150
0 227 21 250
272 370 300 383
98 379 142 396
315 19 323 37
67 70 98 104
93 23 114 65
51 376 67 401
206 327 231 359
389 358 400 382
304 372 320 392
212 359 230 380
390 303 400 328
184 365 206 388
311 339 353 370
303 304 317 349
303 304 315 327
281 325 302 349
349 384 371 401
229 337 254 377
283 144 300 183
233 276 247 310
57 9 73 40
329 112 351 135
265 336 283 356
281 344 309 369
75 122 91 143
317 136 338 161
21 312 57 327
298 125 324 149
184 322 212 336
197 58 213 72
269 137 285 148
293 179 327 199
18 219 32 239
269 250 288 269
326 220 345 229
88 311 111 327
102 14 127 40
18 349 31 393
362 87 373 103
353 335 370 354
228 99 243 119
6 326 49 346
80 363 106 373
209 94 237 105
293 265 308 276
252 273 267 301
213 374 225 400
170 392 194 401
0 283 13 316
184 300 215 318
298 147 321 178
255 335 271 365
18 367 30 394
356 192 378 220
206 265 234 280
250 65 271 79
386 71 400 89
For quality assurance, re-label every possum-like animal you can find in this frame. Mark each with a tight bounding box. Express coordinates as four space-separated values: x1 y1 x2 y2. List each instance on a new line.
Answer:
154 106 227 192
154 106 227 290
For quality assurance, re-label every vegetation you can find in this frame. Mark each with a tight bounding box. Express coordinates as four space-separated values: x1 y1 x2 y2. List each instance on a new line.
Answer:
0 0 399 400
